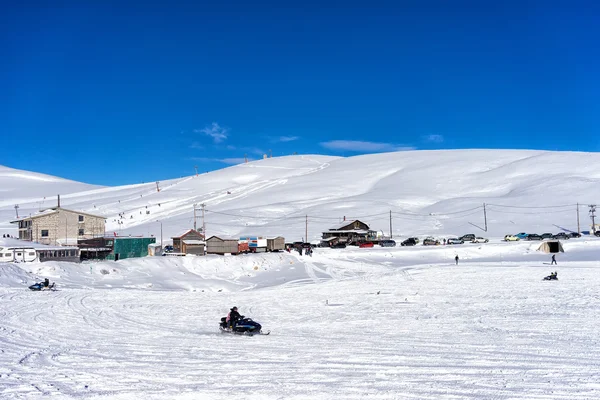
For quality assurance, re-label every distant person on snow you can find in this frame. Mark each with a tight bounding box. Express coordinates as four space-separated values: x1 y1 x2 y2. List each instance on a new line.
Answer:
455 255 459 265
551 254 557 265
227 306 241 329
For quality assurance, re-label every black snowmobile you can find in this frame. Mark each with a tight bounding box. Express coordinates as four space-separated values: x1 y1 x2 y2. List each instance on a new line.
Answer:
543 272 558 281
219 315 269 336
29 278 56 291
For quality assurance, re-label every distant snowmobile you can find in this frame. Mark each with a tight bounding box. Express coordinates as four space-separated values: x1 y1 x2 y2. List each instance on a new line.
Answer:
543 272 558 281
29 278 56 291
219 316 269 336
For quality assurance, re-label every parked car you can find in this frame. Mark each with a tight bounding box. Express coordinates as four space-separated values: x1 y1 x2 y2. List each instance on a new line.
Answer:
359 241 374 248
379 240 396 247
409 237 420 244
423 237 440 246
459 234 475 242
595 231 600 237
569 232 581 238
552 232 570 240
504 234 520 241
163 245 174 253
331 242 346 249
447 238 464 245
471 237 489 243
401 238 418 246
541 233 553 239
515 232 528 239
526 234 543 241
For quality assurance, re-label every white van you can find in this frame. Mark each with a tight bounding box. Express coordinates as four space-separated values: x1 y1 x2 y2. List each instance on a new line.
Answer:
0 247 37 262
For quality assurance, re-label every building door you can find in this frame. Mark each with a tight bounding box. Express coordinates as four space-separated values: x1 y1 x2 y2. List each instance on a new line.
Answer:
115 253 119 261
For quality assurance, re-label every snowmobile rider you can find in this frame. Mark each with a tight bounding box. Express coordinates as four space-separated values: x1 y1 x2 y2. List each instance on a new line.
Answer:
227 306 241 329
43 278 49 288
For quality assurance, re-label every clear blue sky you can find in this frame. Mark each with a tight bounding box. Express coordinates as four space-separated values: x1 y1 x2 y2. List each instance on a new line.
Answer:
2 1 599 185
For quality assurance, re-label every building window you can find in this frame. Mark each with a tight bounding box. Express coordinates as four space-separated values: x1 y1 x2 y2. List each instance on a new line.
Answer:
78 228 84 236
78 215 84 222
41 230 49 237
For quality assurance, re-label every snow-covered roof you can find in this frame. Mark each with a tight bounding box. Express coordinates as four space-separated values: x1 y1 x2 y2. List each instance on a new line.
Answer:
331 220 360 230
182 240 205 245
0 237 78 250
323 230 369 234
171 229 204 239
11 207 105 223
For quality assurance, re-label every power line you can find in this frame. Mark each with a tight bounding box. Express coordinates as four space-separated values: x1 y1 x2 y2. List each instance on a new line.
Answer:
486 203 576 209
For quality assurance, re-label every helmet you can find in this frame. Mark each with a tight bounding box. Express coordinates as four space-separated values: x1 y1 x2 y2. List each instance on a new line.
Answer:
231 306 238 311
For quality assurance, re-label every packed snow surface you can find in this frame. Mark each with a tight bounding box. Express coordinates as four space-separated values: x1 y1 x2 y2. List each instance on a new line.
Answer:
2 238 600 399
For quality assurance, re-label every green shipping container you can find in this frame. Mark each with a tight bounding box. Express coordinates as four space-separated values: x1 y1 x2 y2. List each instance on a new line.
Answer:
107 237 156 261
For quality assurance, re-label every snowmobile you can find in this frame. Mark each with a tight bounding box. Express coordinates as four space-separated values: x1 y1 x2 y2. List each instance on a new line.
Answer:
29 279 56 291
543 272 558 281
219 316 269 336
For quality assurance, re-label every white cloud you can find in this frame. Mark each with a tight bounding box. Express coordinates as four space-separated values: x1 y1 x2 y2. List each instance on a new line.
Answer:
195 122 228 143
278 136 299 142
190 142 204 150
320 140 415 152
219 158 250 164
424 134 444 143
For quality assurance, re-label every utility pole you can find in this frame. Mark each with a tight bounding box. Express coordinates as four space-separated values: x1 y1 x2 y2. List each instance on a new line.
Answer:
389 210 393 238
305 215 308 243
483 203 488 232
577 203 581 234
14 204 19 218
156 181 160 192
201 204 206 238
193 203 197 231
590 204 597 233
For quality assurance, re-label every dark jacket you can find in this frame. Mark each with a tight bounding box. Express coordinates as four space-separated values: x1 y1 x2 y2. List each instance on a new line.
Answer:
228 309 241 324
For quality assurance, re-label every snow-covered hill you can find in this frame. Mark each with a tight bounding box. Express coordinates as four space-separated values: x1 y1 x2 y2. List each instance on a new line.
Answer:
2 150 600 399
2 150 599 240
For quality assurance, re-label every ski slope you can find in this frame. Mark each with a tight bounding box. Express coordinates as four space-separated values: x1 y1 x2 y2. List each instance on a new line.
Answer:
2 150 600 242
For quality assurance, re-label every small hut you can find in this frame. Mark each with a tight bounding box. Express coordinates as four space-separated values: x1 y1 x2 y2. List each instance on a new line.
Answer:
182 240 205 255
537 240 564 254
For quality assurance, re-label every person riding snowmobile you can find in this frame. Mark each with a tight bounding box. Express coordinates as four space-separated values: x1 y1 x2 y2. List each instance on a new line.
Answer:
227 306 241 329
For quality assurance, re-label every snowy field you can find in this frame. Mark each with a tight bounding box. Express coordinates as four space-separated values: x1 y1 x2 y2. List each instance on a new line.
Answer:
2 150 600 399
2 239 600 399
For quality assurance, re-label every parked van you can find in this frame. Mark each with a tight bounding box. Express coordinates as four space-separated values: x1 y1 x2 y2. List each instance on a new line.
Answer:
379 240 396 247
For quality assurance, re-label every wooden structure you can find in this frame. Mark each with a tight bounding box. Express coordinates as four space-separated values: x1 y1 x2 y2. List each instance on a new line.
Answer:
267 237 285 252
11 207 105 246
181 240 205 255
206 236 242 255
171 229 205 253
321 220 377 245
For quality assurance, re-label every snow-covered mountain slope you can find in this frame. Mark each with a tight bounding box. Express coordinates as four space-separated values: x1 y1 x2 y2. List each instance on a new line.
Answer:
2 150 600 240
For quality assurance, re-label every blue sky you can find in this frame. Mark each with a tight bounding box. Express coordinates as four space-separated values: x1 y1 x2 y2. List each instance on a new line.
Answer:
2 1 599 185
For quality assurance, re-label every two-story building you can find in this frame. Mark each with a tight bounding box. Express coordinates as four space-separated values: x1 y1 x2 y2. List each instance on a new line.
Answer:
321 220 377 245
11 207 105 246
